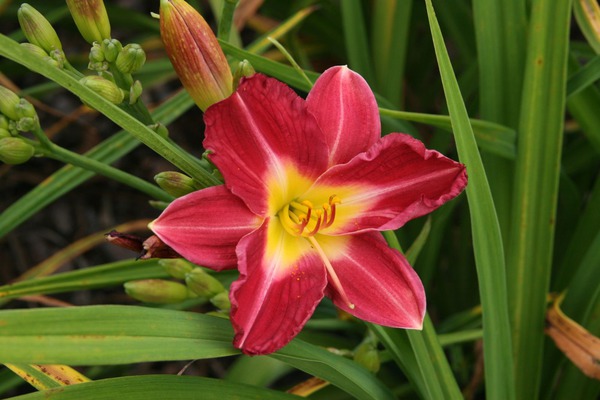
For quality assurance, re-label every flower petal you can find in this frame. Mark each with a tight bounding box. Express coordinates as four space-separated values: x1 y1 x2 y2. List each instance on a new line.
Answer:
304 133 467 234
306 66 380 166
150 185 261 270
203 74 329 216
231 218 327 355
319 232 425 328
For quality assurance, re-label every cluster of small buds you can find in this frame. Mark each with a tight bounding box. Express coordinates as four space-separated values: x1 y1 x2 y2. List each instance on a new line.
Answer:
17 4 68 70
17 1 147 106
123 258 230 311
0 86 38 164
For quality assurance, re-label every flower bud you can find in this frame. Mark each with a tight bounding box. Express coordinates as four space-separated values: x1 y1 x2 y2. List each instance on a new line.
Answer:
124 279 191 304
154 171 197 197
102 38 122 63
149 122 170 138
160 0 233 111
115 44 146 74
159 258 194 280
185 268 225 298
47 49 66 69
66 0 111 44
0 137 35 165
353 341 381 373
209 291 231 311
88 42 108 71
233 60 256 88
20 42 49 59
0 115 9 130
129 80 143 104
0 85 21 121
79 75 124 104
18 4 63 53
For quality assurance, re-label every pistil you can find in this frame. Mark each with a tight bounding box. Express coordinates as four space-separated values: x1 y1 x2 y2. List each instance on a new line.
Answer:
307 236 354 309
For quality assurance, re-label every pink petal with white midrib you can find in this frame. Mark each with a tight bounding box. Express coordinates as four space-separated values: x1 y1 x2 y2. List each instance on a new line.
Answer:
203 74 329 217
320 232 426 328
307 66 381 166
151 185 261 270
231 218 327 355
306 133 467 235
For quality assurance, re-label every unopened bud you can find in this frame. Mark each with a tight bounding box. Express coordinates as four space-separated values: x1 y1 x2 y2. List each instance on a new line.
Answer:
0 115 9 130
0 86 21 121
209 291 231 311
159 258 194 280
353 341 381 373
47 49 66 69
150 123 169 138
124 279 190 304
80 75 124 104
160 0 233 111
88 43 108 71
115 44 146 74
20 42 49 59
129 80 143 104
233 60 256 88
102 38 122 63
185 268 225 298
66 0 111 44
154 171 197 197
18 4 63 53
0 137 35 164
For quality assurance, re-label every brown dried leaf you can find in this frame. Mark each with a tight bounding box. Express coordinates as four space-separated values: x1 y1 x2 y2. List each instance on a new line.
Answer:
545 296 600 380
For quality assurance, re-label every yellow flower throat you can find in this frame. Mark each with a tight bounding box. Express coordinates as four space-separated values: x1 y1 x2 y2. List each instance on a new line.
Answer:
276 194 354 309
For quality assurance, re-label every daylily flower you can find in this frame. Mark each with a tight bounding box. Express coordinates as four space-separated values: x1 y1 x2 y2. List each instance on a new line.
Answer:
150 66 468 355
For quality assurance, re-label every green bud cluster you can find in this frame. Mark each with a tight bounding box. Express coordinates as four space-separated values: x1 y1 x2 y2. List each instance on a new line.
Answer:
0 86 40 134
153 259 231 311
18 3 63 53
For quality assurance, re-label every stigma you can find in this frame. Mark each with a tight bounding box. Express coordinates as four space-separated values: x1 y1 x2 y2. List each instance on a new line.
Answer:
278 195 341 237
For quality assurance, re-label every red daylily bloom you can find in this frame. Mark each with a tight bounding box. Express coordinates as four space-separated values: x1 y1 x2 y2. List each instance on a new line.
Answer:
150 66 467 355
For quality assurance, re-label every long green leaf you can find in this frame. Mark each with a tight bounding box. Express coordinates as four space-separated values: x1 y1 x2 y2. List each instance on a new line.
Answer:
424 1 516 398
340 0 375 84
0 260 167 300
472 0 527 246
5 375 299 400
0 306 393 400
506 0 572 398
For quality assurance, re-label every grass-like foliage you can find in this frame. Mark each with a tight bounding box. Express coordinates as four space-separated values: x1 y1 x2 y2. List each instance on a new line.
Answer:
0 0 598 399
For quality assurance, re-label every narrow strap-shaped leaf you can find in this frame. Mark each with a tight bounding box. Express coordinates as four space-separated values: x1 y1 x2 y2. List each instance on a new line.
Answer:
340 0 375 84
0 306 393 400
424 1 516 399
4 375 299 400
506 0 572 398
0 259 167 300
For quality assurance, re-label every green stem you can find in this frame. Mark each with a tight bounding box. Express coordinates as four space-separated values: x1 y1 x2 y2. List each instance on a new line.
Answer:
218 0 239 42
27 133 173 202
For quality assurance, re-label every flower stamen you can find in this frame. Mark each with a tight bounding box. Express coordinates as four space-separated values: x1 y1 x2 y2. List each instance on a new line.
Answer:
306 236 354 309
278 195 341 237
